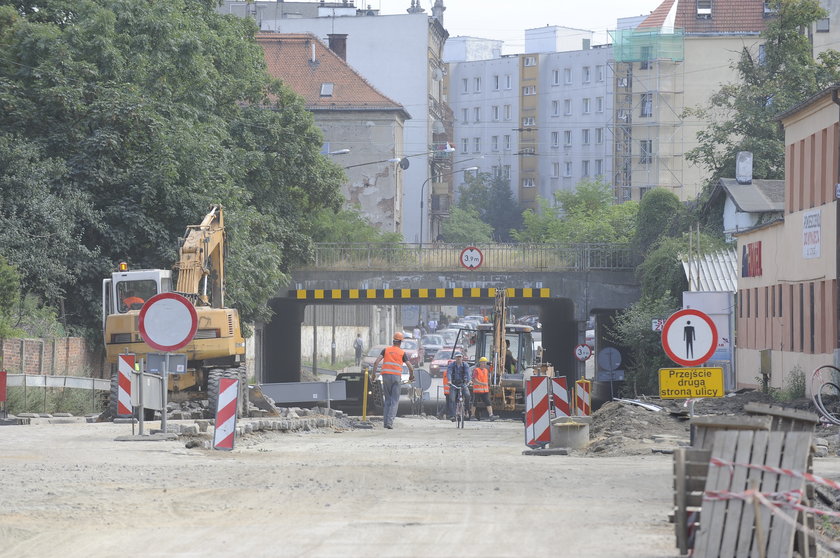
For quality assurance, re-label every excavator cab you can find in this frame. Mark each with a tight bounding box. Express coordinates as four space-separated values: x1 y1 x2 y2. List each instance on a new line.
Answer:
101 267 172 329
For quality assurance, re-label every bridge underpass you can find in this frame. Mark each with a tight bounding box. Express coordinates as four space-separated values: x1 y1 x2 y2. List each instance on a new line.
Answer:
256 243 642 394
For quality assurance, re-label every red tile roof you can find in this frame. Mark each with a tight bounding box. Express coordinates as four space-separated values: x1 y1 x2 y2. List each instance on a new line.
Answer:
639 0 767 34
256 33 407 115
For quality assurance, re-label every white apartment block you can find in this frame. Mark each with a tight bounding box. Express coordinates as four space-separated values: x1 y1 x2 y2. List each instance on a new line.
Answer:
446 29 614 210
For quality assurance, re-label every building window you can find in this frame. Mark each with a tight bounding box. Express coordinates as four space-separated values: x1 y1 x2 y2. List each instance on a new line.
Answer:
640 93 653 117
491 165 499 177
552 162 560 177
474 107 481 122
564 130 572 146
640 46 652 70
595 128 604 144
461 108 469 123
582 66 591 83
563 161 572 177
816 18 830 32
491 136 499 151
523 177 535 187
582 98 591 114
640 139 653 164
552 100 560 116
473 137 481 153
474 77 482 92
492 106 500 121
564 68 572 84
697 0 711 18
505 75 512 89
522 85 536 96
596 65 604 82
503 165 511 179
564 99 572 115
552 69 560 85
504 135 511 150
582 160 590 176
595 159 603 176
551 131 560 147
461 138 469 153
462 78 469 93
596 96 604 113
504 104 511 120
524 56 536 66
522 116 535 126
493 75 500 90
582 129 590 145
639 186 653 198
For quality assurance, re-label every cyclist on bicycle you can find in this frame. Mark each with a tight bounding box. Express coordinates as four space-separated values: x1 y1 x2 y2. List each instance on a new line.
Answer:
446 353 471 420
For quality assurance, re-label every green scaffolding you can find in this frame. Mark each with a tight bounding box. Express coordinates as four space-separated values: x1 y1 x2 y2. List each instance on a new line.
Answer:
609 28 685 63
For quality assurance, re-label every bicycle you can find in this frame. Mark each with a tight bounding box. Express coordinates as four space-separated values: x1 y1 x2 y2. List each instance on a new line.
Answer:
449 383 469 428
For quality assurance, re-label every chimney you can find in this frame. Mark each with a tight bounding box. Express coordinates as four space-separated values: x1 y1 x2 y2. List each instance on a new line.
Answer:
328 34 348 61
736 151 753 184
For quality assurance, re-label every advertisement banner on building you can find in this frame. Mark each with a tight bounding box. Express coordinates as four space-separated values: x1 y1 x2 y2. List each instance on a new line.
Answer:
803 209 821 259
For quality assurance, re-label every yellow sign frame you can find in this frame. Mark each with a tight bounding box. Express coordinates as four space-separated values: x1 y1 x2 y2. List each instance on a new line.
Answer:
658 367 724 399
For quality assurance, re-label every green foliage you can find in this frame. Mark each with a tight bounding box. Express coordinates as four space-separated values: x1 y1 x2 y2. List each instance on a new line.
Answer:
5 385 104 416
772 365 807 401
440 207 492 244
0 255 20 317
0 0 344 336
456 173 522 241
637 232 724 300
607 293 680 395
512 179 638 244
632 189 686 256
685 0 840 194
309 206 402 244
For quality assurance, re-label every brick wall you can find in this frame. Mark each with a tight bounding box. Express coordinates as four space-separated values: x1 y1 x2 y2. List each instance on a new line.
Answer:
1 338 105 378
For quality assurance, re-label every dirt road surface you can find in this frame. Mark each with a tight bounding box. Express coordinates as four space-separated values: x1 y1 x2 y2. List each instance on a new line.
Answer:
1 416 838 558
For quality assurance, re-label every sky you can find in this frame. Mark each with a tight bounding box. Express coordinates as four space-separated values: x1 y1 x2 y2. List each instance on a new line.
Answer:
376 0 661 51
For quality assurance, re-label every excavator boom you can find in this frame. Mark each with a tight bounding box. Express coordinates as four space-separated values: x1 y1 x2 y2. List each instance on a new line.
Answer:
175 205 226 307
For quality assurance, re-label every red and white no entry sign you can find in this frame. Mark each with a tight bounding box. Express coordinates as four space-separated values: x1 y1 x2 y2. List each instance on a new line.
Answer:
661 308 717 367
138 293 198 352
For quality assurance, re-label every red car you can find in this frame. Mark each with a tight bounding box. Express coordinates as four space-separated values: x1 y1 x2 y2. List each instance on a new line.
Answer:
429 348 462 378
400 338 424 367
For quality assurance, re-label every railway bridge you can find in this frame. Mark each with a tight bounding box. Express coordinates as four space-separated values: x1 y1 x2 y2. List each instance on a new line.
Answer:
257 243 641 384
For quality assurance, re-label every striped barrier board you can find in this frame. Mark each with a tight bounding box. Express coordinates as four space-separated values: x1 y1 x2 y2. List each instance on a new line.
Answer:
117 354 134 417
525 376 550 448
213 377 239 451
551 377 570 418
290 287 551 302
575 379 591 417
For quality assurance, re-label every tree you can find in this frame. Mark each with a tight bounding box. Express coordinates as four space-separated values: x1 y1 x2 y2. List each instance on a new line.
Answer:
456 173 522 241
309 206 402 244
637 232 725 301
685 0 840 196
0 0 344 334
632 188 686 256
439 207 492 244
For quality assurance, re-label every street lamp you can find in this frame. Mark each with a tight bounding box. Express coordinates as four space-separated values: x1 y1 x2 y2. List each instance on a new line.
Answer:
419 166 479 249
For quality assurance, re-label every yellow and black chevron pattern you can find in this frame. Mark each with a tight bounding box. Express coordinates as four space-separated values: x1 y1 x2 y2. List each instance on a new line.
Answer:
290 287 550 301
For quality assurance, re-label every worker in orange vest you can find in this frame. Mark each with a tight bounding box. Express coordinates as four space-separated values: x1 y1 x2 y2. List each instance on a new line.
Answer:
471 357 497 421
441 367 451 420
372 332 414 429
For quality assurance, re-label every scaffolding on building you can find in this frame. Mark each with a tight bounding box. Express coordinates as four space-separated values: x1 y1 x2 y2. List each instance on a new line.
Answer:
608 28 685 202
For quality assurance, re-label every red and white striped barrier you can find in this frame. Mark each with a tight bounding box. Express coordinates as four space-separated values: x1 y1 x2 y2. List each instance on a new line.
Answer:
213 377 239 451
550 377 570 418
525 376 550 448
117 354 134 417
710 457 840 491
575 379 591 416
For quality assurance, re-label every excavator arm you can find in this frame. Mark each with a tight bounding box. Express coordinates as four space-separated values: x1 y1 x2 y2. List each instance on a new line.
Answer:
174 205 226 307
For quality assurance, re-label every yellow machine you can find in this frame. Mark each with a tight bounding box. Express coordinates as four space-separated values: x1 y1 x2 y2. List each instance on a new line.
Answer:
102 205 247 416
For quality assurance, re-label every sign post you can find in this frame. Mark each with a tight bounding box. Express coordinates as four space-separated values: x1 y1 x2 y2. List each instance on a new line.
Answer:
138 293 197 433
0 370 6 419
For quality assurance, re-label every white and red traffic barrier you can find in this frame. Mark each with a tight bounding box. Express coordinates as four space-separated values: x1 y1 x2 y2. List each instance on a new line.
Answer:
550 377 570 418
213 377 239 451
117 354 134 417
525 376 550 448
575 379 591 417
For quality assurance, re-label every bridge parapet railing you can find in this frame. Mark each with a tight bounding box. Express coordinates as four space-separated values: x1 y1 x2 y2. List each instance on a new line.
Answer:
306 243 637 272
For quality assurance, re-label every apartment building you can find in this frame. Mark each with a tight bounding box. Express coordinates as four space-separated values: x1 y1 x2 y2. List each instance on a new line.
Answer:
446 28 614 210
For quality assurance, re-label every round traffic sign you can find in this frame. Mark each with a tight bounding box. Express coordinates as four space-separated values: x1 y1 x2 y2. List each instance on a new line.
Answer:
138 293 198 352
459 246 483 270
574 344 592 361
661 309 717 367
597 347 622 370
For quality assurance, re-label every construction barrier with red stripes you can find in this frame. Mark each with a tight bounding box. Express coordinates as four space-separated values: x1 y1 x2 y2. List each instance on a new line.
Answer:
525 376 550 448
117 354 134 417
551 377 570 418
575 379 591 416
213 377 239 451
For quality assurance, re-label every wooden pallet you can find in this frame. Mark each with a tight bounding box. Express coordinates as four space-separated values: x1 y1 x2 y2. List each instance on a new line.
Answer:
692 430 813 558
744 402 820 433
674 446 711 555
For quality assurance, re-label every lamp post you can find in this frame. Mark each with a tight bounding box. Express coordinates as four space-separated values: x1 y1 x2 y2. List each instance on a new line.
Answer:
419 166 479 249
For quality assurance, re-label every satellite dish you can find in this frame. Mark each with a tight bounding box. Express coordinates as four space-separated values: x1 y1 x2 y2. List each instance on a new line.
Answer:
399 157 410 170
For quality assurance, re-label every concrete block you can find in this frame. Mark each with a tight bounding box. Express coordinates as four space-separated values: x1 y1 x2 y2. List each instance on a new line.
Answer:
550 416 592 450
179 424 199 436
195 420 210 433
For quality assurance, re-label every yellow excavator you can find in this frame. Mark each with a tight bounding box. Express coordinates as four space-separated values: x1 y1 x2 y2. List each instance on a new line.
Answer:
102 205 247 418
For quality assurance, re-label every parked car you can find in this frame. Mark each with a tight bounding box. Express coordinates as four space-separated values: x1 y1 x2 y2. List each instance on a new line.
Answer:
400 337 424 367
429 349 461 378
361 345 388 369
438 328 460 346
462 315 485 327
420 334 445 361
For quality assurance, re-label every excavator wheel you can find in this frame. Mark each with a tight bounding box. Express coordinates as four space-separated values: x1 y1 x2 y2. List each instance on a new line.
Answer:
208 367 247 419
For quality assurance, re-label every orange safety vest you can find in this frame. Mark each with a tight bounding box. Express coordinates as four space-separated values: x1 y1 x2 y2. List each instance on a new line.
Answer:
123 296 144 307
472 367 489 393
380 345 405 376
442 369 450 395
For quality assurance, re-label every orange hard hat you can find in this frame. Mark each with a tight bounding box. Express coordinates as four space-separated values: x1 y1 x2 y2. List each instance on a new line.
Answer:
393 332 404 341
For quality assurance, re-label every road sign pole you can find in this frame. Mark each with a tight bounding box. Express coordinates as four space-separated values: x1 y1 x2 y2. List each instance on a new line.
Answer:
161 353 169 433
138 358 144 436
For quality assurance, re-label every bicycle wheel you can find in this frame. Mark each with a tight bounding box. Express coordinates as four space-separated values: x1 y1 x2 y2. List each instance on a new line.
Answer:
457 398 465 429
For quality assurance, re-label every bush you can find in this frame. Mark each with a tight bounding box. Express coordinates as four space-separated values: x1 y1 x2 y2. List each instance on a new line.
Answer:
773 365 806 402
